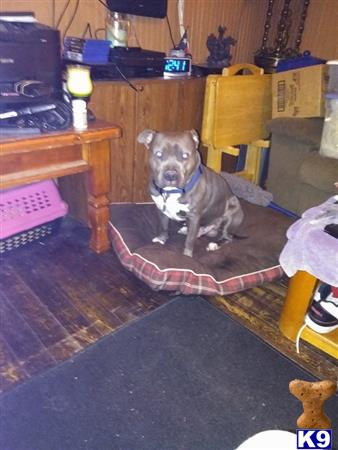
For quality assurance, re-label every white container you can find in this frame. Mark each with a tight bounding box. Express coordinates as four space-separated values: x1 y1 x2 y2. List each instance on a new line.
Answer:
105 12 129 48
72 99 88 131
327 60 338 95
319 60 338 158
319 93 338 159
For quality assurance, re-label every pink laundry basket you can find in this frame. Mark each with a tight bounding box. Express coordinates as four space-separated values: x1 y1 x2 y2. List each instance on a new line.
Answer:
0 180 68 253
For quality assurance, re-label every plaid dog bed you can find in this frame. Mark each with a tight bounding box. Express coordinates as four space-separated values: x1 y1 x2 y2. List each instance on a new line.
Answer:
109 201 293 296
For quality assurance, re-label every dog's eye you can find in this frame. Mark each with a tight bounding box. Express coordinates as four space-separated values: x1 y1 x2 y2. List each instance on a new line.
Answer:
182 152 189 160
155 151 162 159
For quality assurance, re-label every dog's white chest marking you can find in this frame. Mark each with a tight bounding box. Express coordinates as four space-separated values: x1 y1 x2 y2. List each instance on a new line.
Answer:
151 192 189 221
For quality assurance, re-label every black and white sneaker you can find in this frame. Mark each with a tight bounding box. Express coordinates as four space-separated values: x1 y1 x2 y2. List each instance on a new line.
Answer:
305 284 338 334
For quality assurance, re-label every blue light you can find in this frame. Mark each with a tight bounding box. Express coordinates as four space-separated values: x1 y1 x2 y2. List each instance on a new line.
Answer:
164 57 191 74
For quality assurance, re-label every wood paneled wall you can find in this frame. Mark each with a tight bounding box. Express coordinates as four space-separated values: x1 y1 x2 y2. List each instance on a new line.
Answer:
301 0 338 60
1 0 337 64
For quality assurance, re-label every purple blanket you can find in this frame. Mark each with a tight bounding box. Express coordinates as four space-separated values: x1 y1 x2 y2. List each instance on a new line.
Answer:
279 196 338 287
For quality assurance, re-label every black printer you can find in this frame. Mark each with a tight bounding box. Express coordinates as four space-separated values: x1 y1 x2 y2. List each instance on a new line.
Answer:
0 13 62 108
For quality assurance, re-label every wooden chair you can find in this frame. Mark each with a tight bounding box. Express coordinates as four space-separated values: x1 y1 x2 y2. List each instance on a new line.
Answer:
201 63 272 184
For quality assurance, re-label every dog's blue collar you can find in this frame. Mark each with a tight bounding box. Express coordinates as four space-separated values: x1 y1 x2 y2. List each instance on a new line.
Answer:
153 165 203 195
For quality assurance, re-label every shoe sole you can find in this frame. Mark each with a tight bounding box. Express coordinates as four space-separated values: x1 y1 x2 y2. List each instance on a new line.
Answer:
305 315 338 334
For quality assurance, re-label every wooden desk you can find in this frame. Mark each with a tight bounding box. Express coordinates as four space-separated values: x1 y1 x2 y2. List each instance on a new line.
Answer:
0 120 121 253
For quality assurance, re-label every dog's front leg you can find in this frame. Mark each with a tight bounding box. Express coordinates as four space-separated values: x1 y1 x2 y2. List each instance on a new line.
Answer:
183 216 200 257
152 211 170 245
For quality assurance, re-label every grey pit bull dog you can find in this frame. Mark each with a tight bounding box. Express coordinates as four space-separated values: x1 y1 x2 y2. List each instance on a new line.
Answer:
137 129 244 257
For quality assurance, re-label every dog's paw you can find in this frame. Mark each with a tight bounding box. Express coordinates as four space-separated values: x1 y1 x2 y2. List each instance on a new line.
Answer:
206 242 220 252
152 236 167 245
198 224 217 238
183 248 193 258
224 234 234 241
177 225 188 235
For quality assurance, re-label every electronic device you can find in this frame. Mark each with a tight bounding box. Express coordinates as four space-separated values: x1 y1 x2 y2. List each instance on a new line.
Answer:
64 47 165 81
109 47 165 78
106 0 167 19
63 37 111 65
0 13 62 107
163 56 192 78
109 47 165 66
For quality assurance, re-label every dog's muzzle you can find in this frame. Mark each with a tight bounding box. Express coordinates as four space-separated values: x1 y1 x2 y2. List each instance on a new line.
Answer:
163 169 179 182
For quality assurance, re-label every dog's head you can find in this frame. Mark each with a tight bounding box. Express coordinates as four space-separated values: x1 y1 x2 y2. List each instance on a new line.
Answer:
137 129 200 189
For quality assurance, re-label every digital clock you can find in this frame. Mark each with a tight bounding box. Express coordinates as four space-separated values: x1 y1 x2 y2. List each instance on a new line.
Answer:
163 56 192 78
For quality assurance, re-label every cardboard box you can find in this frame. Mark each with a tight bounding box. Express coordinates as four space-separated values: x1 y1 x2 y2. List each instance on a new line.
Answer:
272 64 329 118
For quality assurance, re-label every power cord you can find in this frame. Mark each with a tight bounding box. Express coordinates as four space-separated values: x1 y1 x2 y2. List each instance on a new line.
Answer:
96 0 110 12
52 0 56 27
166 15 176 48
56 0 71 29
295 322 307 354
95 28 105 39
63 0 80 39
112 64 143 92
82 22 93 38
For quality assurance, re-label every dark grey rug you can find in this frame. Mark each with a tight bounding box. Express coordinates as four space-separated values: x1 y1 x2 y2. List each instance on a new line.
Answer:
0 296 337 450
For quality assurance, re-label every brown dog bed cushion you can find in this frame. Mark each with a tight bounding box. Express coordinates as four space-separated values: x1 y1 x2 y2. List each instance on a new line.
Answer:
109 201 293 296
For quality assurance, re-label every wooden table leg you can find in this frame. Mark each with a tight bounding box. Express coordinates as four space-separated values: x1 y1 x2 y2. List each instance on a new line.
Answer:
83 139 111 253
279 271 318 342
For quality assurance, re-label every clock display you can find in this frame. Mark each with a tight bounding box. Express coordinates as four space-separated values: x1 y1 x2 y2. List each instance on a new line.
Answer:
163 57 191 77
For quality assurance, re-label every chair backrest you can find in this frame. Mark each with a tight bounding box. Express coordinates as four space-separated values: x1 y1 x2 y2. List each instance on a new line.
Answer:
202 63 272 149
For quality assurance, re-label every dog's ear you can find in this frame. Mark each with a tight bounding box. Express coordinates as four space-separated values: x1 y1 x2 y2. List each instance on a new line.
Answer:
189 129 200 148
137 129 156 148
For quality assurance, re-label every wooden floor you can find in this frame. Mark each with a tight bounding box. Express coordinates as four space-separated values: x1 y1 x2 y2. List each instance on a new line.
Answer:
0 217 337 395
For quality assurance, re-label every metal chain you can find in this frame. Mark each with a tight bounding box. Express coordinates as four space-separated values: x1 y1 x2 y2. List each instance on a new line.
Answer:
294 0 311 54
260 0 275 51
254 0 311 69
274 0 293 56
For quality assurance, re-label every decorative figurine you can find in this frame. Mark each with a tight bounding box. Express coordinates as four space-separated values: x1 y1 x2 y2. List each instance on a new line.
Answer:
206 26 236 68
176 29 191 57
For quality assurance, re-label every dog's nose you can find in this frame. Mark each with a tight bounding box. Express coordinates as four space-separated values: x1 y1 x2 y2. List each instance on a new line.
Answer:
164 170 178 182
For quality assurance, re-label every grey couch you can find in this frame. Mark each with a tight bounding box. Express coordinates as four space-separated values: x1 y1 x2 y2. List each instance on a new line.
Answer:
265 118 338 215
